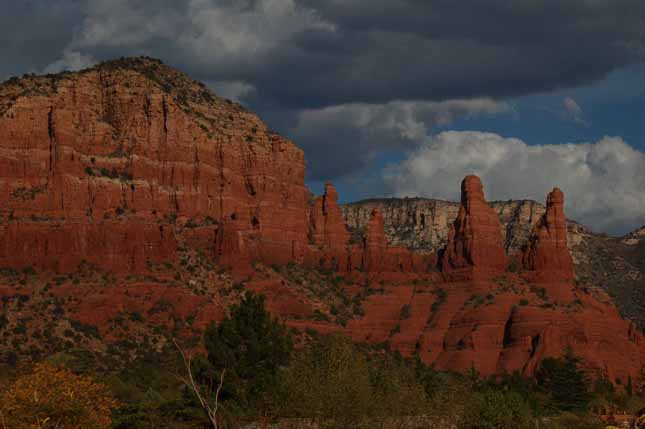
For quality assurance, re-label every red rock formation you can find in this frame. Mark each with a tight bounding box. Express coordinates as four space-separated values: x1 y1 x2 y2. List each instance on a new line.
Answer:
309 182 351 250
0 58 308 273
440 175 507 280
365 208 387 247
306 181 353 271
363 209 386 271
354 208 433 273
215 212 253 280
1 58 643 386
342 275 645 382
522 188 574 283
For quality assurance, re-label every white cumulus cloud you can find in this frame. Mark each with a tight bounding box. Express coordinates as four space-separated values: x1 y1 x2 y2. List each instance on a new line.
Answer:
383 131 645 234
43 0 334 82
206 80 256 102
291 99 512 179
43 51 97 74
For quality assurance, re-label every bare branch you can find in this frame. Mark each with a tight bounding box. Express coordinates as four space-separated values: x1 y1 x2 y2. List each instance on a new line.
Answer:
174 339 226 429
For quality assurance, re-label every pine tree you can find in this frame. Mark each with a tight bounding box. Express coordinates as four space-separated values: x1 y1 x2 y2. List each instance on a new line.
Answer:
202 292 293 414
536 348 591 412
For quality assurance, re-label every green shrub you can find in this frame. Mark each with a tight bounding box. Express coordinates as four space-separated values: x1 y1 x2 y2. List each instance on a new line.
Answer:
149 299 171 314
12 324 27 335
532 286 548 300
399 304 412 320
506 258 519 273
312 309 331 322
390 324 401 336
462 389 534 429
429 287 447 320
536 349 591 412
22 266 36 276
278 335 428 428
0 314 8 330
70 319 101 338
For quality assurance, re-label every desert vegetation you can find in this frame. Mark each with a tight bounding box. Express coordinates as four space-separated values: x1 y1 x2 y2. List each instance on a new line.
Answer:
1 291 642 428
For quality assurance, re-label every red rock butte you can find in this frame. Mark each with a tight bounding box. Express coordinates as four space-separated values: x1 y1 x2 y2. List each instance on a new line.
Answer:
1 57 644 383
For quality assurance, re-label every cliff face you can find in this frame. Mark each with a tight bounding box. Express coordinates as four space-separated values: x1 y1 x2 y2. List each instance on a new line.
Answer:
305 183 431 273
342 198 645 329
342 198 461 252
0 57 308 273
1 58 644 384
342 198 548 254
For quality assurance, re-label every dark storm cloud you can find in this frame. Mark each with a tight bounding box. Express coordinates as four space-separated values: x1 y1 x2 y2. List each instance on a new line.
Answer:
6 0 643 109
0 1 82 78
262 0 645 107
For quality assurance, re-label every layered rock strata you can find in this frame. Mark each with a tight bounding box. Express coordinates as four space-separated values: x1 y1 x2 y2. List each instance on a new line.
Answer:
342 198 547 254
2 58 644 384
0 58 308 273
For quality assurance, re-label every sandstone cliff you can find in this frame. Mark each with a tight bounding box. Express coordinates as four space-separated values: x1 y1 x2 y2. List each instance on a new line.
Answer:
0 57 308 273
342 198 548 254
1 58 644 384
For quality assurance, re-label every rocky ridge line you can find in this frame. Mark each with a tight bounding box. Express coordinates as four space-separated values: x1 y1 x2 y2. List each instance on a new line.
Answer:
0 57 643 383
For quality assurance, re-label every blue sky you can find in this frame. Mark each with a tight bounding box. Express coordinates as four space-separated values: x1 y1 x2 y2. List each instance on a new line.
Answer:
500 64 645 148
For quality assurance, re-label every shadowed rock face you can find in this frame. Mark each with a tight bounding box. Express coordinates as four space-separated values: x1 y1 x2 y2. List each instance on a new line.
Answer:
2 58 645 384
440 175 507 280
